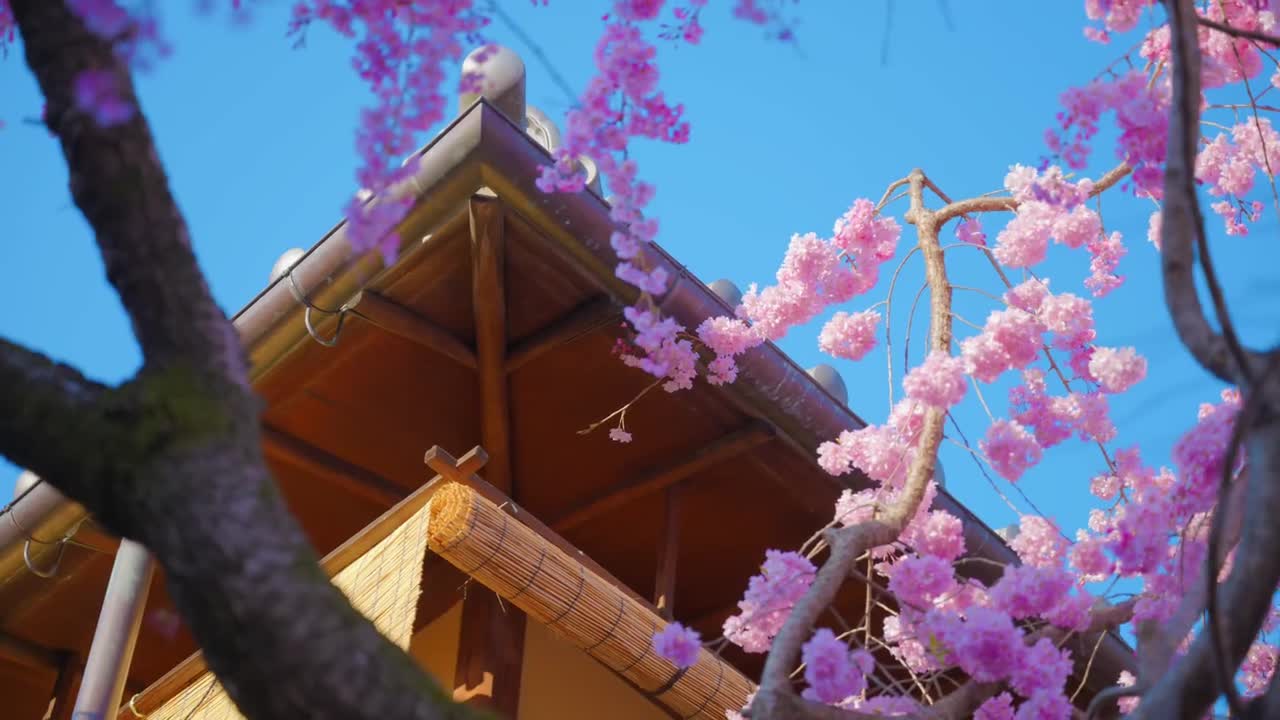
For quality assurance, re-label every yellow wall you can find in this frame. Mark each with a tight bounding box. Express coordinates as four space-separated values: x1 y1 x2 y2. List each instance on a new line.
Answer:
517 620 669 720
409 601 462 689
410 602 667 719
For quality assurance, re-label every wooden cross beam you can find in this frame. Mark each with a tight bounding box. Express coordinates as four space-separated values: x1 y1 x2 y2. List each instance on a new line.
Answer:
423 445 490 484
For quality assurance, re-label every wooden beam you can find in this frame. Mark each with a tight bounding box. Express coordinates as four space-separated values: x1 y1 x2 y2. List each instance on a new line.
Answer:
48 654 80 720
0 631 59 672
745 454 841 519
469 194 513 495
653 485 680 620
504 296 618 373
551 423 775 533
451 588 526 712
350 291 477 369
262 425 404 506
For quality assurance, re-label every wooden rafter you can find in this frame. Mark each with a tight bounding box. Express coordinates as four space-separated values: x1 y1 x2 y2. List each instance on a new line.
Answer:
504 295 618 373
261 425 403 506
551 422 775 533
653 485 680 620
350 291 477 369
0 631 60 672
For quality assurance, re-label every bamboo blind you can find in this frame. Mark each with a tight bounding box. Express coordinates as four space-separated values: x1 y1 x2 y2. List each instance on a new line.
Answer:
426 481 756 719
143 501 432 720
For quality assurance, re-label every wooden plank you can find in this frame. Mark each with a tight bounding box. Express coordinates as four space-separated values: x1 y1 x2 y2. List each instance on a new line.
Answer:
451 589 526 713
48 654 80 720
551 423 775 533
504 295 618 373
350 291 478 370
0 631 59 671
653 485 680 620
469 194 513 496
262 425 404 506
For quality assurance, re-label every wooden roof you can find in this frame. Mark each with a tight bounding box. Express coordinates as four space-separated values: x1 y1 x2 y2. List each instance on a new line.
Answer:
0 99 1133 717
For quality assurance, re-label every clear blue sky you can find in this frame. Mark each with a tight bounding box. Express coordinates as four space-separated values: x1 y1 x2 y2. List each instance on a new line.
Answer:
2 2 1275 547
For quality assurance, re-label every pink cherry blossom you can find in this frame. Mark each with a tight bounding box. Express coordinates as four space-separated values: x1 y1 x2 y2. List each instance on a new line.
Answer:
957 217 987 245
1089 346 1147 393
799 629 874 705
818 310 881 361
886 554 957 609
652 622 701 668
975 693 1016 720
723 550 816 653
1009 516 1068 569
73 70 134 127
903 351 967 409
981 419 1042 481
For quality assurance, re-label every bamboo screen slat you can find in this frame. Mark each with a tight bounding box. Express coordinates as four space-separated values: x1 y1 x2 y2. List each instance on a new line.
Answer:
144 501 432 720
426 481 756 719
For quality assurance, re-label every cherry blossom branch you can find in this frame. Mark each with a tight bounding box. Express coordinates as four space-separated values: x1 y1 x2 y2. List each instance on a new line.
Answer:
751 169 953 718
933 163 1131 225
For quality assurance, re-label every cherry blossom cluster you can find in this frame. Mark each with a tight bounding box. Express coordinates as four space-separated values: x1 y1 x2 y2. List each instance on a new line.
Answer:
285 0 488 262
537 1 698 392
696 200 901 386
990 165 1126 295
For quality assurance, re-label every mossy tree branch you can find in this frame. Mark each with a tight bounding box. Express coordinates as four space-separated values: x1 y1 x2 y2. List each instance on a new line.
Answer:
4 3 483 719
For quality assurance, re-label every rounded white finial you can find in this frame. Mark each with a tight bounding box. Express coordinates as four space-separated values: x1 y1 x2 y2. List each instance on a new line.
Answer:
807 364 848 406
460 45 526 122
14 470 41 499
270 248 306 284
996 524 1021 542
709 279 743 308
525 105 562 152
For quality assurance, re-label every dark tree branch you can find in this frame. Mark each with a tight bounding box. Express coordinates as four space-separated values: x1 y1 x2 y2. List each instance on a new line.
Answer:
11 0 245 380
1159 0 1264 385
5 4 480 720
1198 15 1280 47
1132 3 1280 717
0 337 113 489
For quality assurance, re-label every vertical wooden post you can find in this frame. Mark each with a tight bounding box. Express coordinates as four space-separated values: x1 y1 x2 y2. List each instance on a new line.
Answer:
452 192 525 716
48 654 81 720
452 590 527 712
654 485 681 620
469 192 514 496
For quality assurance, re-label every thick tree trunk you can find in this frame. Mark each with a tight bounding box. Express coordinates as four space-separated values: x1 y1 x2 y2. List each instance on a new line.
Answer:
2 3 478 719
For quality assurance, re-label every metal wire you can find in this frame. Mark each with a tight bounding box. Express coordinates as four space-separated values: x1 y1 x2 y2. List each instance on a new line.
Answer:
286 268 351 348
